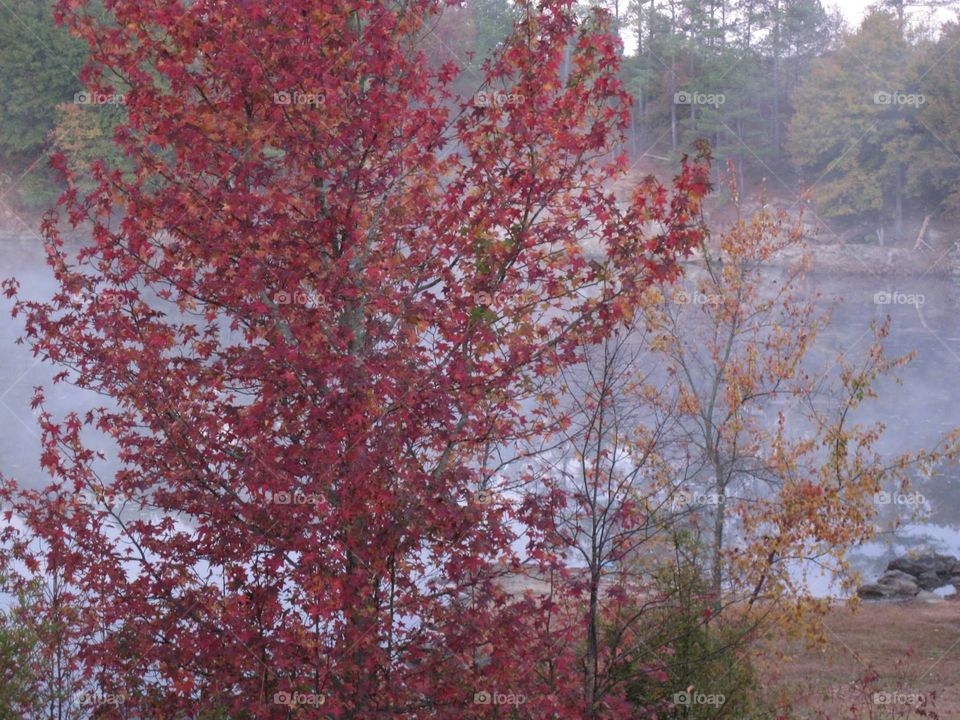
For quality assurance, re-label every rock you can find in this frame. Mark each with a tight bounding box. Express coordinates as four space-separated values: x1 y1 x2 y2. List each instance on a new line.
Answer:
857 570 921 599
888 554 956 578
877 570 921 595
917 570 945 590
857 553 960 600
888 554 957 590
857 583 897 599
858 584 911 599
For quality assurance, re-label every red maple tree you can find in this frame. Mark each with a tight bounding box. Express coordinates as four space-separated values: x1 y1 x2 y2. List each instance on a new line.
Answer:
0 0 710 717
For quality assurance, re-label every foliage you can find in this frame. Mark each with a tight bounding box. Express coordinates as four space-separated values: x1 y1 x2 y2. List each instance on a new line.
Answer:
641 183 932 616
526 188 936 717
603 550 760 719
912 20 960 217
7 0 960 233
0 0 85 211
51 101 129 193
0 0 711 717
0 0 84 156
787 11 934 232
0 589 42 719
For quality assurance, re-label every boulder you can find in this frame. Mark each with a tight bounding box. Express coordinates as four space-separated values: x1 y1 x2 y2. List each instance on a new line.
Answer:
857 583 908 599
887 554 956 579
856 570 920 599
878 569 922 594
857 554 960 600
917 570 946 591
889 554 958 590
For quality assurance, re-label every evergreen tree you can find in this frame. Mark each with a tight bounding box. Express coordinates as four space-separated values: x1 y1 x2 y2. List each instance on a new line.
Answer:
787 11 929 236
0 0 86 209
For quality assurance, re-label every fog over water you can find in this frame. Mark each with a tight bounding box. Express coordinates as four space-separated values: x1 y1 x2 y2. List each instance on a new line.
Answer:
807 271 960 592
0 237 118 494
0 235 957 596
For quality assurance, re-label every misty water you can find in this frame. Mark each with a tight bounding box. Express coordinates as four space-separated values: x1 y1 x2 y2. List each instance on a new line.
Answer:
0 235 956 597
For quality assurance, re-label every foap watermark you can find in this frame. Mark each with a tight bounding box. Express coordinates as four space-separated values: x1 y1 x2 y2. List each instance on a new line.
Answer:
274 691 325 707
475 90 525 107
674 91 725 107
69 289 125 306
874 490 926 508
68 290 92 304
100 290 126 306
673 288 722 306
873 91 925 107
672 489 724 509
473 290 505 306
77 488 133 510
873 691 926 707
273 90 325 106
273 290 322 308
873 290 925 307
74 90 126 106
472 489 497 505
673 689 725 707
272 491 322 505
473 690 526 706
76 691 126 707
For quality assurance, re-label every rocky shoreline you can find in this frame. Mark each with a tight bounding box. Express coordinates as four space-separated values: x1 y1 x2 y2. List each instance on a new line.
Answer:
777 243 954 276
857 554 960 601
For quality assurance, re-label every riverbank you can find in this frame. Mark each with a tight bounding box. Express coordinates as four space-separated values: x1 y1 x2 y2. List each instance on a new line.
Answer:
2 215 956 277
773 242 955 277
682 230 958 276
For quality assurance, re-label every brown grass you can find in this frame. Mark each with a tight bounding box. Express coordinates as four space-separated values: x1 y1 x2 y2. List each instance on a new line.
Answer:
756 599 960 719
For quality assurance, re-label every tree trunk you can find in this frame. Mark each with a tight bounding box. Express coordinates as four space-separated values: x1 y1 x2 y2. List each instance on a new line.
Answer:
736 105 745 198
771 0 781 162
711 489 725 612
894 161 904 240
584 569 600 716
670 73 678 152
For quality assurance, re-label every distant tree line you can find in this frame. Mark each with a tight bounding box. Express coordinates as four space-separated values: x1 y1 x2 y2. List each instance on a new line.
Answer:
0 0 120 216
434 0 960 240
2 0 960 239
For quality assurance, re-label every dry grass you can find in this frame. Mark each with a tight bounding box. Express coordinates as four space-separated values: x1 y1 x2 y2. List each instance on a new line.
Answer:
757 598 960 719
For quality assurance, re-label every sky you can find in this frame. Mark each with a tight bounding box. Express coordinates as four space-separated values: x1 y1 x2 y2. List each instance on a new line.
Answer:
618 0 960 54
830 0 876 26
828 0 959 30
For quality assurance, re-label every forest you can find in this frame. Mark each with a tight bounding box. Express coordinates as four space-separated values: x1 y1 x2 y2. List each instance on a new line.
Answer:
4 0 960 242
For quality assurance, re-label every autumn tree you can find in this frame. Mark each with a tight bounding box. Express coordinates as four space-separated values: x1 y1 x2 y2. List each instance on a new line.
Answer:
530 190 926 717
912 20 960 217
0 1 711 718
0 582 45 719
787 10 932 237
647 188 925 617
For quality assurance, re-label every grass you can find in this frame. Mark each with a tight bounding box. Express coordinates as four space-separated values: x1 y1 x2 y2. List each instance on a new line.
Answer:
757 598 960 719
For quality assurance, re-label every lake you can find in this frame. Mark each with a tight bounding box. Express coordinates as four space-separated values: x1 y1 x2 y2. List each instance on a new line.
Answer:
0 234 957 595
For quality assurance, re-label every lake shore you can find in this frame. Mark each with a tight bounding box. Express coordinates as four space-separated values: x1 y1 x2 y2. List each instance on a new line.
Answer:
682 240 957 276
